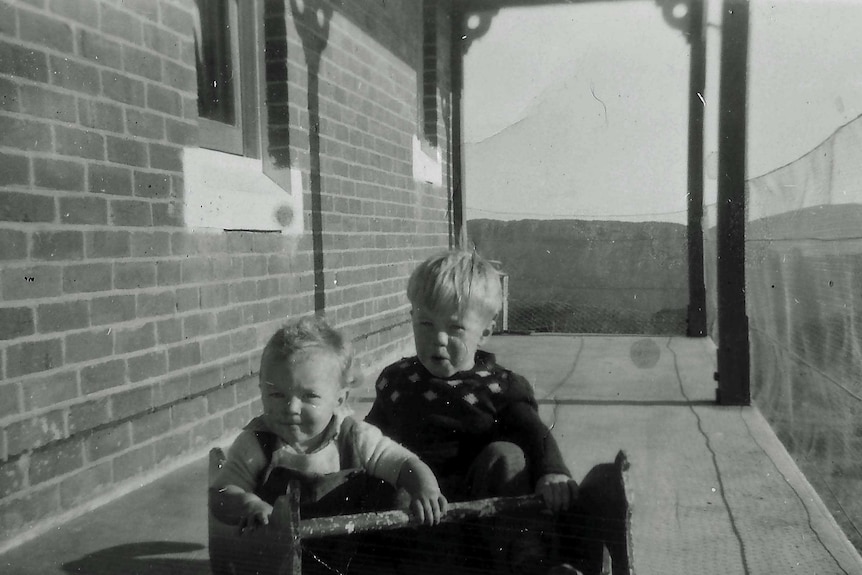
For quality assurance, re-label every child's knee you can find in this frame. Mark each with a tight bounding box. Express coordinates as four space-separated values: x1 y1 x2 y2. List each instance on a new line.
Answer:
468 441 530 497
480 441 527 472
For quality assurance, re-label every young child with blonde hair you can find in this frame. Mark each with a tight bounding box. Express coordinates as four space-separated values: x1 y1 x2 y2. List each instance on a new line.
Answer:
367 249 627 575
210 315 446 574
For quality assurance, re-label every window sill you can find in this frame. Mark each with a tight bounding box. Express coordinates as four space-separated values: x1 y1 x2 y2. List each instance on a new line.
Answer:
182 147 303 234
412 135 443 186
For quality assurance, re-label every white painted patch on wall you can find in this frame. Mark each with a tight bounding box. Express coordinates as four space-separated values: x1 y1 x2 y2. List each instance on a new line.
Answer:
412 135 442 186
182 147 304 235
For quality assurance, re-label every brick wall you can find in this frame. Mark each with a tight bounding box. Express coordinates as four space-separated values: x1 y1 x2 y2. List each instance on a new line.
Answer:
0 0 453 550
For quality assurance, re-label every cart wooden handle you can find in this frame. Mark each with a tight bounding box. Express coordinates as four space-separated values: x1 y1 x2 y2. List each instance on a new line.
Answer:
285 490 548 539
269 481 548 574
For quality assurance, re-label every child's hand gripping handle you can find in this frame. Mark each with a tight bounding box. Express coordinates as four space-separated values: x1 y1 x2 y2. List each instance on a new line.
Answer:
293 494 547 539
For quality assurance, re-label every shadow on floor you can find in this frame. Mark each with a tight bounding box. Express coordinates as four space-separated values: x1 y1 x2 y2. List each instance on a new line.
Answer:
61 541 210 575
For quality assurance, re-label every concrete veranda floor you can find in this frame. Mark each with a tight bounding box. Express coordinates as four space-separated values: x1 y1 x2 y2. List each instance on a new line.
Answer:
2 334 861 574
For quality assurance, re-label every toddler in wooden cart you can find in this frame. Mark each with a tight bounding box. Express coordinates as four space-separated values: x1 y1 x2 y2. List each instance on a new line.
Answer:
366 249 629 575
209 315 447 574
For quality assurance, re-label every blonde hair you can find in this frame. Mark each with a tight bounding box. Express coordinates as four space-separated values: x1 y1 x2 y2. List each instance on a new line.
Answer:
407 249 502 321
260 315 360 389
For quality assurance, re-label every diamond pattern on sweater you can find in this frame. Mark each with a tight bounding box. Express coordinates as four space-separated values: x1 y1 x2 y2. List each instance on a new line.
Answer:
368 352 571 480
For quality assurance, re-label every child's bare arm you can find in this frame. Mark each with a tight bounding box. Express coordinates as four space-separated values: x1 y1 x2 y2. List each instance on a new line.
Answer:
210 432 272 531
210 484 274 532
396 457 448 525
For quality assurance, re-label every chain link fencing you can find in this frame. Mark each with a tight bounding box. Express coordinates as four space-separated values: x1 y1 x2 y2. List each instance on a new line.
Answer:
705 113 862 552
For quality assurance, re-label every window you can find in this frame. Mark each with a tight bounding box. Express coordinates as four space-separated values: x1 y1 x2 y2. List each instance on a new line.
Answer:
194 0 259 157
421 0 439 148
413 1 443 186
187 0 302 235
196 0 235 125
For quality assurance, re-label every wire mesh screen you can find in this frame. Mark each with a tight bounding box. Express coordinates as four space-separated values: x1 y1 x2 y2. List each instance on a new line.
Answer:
504 300 686 335
468 219 689 336
704 114 862 551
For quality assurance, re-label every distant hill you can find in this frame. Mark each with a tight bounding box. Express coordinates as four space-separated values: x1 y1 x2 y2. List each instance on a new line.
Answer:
464 66 688 224
468 218 688 334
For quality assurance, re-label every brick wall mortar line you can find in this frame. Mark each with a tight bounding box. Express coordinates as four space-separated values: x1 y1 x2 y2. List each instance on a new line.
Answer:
328 20 415 77
0 367 259 458
87 157 180 175
317 179 419 195
0 192 62 213
12 1 193 66
2 250 182 264
314 84 415 122
346 318 411 341
0 325 260 391
310 261 409 274
0 88 191 139
0 142 85 163
329 296 411 311
0 74 192 123
0 201 170 222
0 101 154 139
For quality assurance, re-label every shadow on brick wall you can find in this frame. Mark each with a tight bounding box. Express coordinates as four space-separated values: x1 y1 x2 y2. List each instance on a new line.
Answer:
290 0 332 314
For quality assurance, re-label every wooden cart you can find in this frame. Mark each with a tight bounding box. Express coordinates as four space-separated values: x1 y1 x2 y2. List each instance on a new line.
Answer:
208 448 632 575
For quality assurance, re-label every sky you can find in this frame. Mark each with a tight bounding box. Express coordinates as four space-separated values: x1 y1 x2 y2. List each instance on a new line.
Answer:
462 0 862 223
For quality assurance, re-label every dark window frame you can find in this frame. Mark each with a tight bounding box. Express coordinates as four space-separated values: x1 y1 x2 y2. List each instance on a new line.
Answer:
196 0 261 158
420 0 439 149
